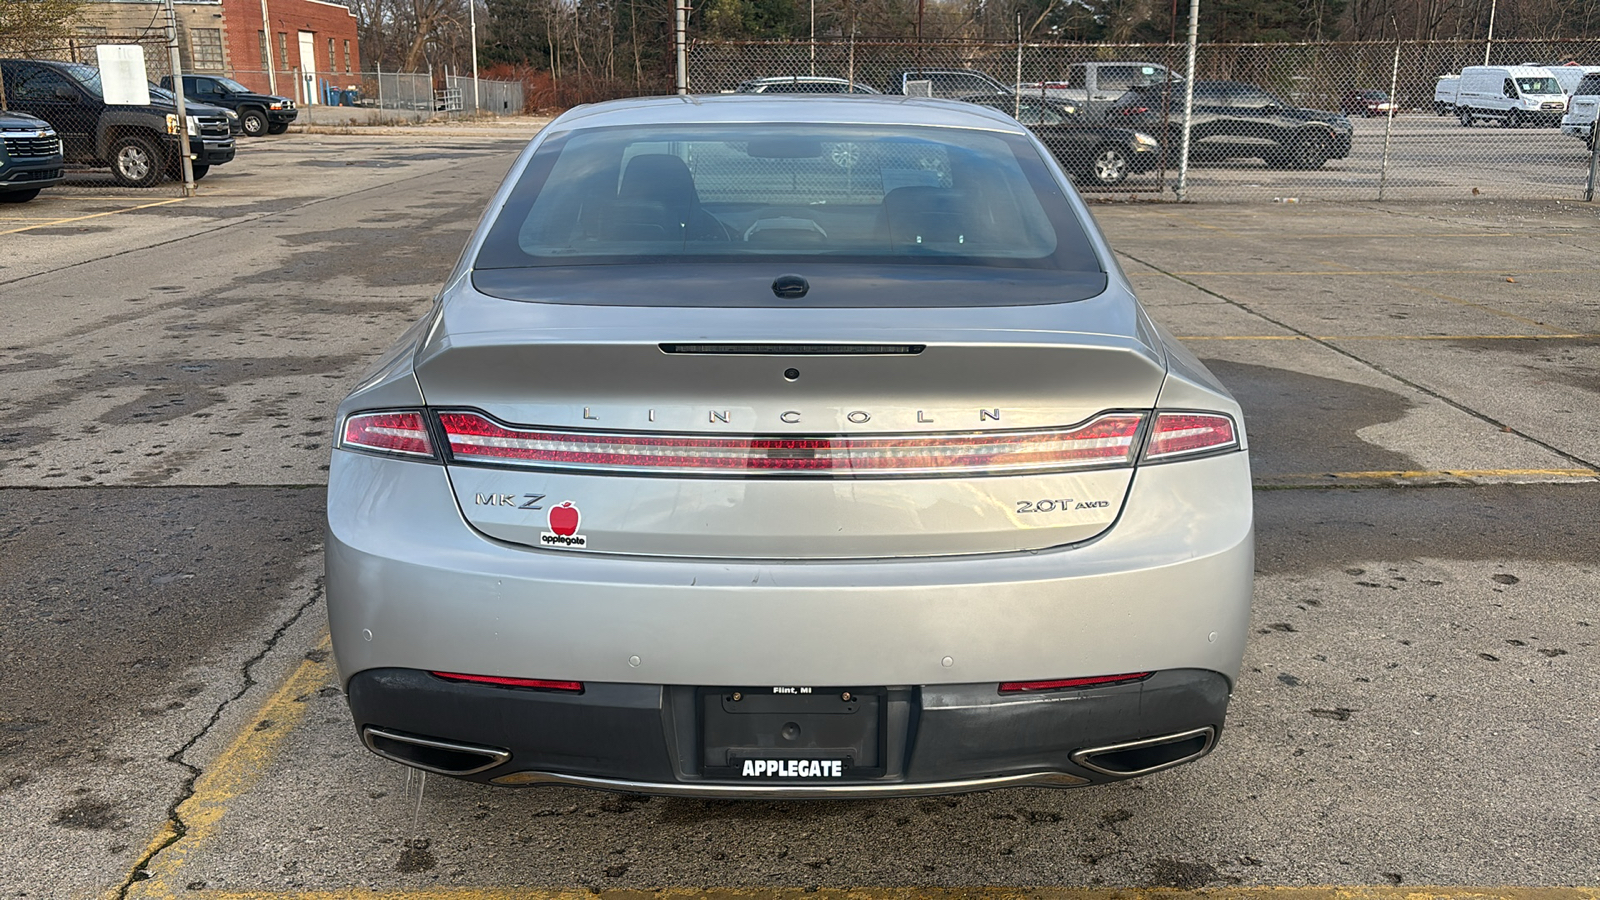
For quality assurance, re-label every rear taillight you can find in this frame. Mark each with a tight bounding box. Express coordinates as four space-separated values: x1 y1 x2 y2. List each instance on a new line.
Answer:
1142 412 1238 461
1000 672 1153 693
340 410 435 459
437 411 1145 477
1118 105 1150 116
430 672 584 692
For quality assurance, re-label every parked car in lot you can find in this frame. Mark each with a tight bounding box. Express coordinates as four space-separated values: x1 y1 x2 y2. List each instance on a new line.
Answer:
327 94 1253 798
0 59 235 187
1020 62 1182 120
0 109 65 203
1110 80 1353 169
882 68 1013 98
734 76 879 94
159 74 298 135
958 94 1160 186
1559 71 1600 148
1340 89 1396 117
1455 65 1566 127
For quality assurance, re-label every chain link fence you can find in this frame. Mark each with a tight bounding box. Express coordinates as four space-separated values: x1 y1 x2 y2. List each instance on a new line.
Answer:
3 36 194 197
690 38 1600 202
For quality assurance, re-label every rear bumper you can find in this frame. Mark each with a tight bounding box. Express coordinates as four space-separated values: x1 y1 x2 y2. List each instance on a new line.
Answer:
347 667 1230 795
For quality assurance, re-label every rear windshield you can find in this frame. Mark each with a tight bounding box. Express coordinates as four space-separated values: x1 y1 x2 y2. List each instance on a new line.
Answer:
474 123 1098 273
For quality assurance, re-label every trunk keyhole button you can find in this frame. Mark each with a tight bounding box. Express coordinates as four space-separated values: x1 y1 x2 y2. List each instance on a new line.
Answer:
772 274 809 298
782 722 801 741
783 368 800 381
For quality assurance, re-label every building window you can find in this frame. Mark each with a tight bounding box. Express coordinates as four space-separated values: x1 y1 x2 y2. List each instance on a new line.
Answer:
259 31 269 71
190 28 225 73
328 39 335 74
278 33 289 71
343 40 351 73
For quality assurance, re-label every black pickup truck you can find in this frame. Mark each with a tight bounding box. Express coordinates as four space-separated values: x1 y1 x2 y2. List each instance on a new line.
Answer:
160 74 296 137
0 110 65 203
0 59 235 187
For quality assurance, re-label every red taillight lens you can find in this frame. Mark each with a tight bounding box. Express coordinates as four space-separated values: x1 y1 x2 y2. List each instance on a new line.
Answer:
1119 105 1149 115
1143 412 1238 461
999 672 1153 693
437 411 1145 477
429 672 584 692
340 411 434 458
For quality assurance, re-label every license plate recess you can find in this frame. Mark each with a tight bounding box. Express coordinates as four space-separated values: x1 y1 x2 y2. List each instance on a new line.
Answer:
699 687 886 780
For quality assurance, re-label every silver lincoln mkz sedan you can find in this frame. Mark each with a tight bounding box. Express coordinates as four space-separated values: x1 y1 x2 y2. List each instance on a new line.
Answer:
327 95 1253 797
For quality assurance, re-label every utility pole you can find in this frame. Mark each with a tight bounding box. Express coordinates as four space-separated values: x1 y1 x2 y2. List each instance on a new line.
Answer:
1176 0 1199 201
809 0 815 77
675 0 688 95
162 0 196 195
469 0 481 112
260 0 276 93
1484 0 1497 65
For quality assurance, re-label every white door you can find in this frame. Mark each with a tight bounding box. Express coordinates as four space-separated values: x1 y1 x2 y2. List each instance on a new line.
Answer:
298 31 317 105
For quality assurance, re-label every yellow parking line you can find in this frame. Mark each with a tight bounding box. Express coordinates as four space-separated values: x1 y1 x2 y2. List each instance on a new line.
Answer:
0 197 185 235
1140 269 1600 276
1266 469 1598 481
1176 334 1598 341
155 886 1600 900
120 636 335 900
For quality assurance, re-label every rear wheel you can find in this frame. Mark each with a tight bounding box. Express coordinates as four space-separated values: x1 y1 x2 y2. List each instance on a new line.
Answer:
266 121 289 135
0 188 42 203
1085 145 1131 187
1459 107 1474 126
191 164 209 181
1503 109 1522 128
109 133 164 188
240 107 268 137
1283 131 1331 170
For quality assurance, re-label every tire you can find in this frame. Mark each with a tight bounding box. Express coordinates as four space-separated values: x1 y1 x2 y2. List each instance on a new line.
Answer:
191 164 209 181
1503 109 1521 128
240 108 268 137
0 188 41 203
1282 131 1331 170
1460 107 1474 126
266 122 289 135
109 133 164 188
1083 145 1131 187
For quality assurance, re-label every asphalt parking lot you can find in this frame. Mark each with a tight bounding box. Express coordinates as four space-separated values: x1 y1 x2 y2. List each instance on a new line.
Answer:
1 120 1597 900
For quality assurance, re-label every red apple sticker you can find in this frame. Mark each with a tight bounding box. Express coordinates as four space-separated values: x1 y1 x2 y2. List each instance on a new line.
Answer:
548 502 581 536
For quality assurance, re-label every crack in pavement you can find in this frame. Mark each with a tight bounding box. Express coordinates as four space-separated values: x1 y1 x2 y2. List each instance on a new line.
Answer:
110 577 327 898
1115 248 1600 473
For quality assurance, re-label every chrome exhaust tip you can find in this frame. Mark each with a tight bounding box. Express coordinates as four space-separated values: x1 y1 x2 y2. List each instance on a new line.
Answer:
362 726 511 777
1070 726 1216 778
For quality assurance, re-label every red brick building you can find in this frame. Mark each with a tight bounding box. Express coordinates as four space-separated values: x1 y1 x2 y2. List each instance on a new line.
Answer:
74 0 361 103
220 0 362 102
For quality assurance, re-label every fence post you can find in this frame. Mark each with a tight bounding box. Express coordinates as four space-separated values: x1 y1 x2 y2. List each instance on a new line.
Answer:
675 1 687 94
1378 37 1401 201
1014 14 1022 120
1176 0 1200 201
161 0 196 195
376 61 383 110
1586 129 1598 201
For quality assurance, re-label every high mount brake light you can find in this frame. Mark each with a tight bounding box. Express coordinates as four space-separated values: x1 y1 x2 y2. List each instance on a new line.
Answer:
436 412 1146 477
1143 412 1238 461
341 411 435 458
430 672 584 692
999 672 1153 693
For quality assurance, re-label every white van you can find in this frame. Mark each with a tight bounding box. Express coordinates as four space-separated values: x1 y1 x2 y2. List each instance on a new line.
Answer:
1456 65 1567 127
1559 70 1600 147
1546 64 1600 97
1433 74 1460 115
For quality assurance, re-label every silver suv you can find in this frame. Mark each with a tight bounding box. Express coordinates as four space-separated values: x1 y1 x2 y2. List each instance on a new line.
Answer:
1560 72 1600 148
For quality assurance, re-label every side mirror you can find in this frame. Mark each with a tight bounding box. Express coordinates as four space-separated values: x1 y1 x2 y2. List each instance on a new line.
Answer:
55 85 77 101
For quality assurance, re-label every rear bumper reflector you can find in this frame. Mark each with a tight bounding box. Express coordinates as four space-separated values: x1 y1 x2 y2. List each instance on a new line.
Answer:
437 411 1145 477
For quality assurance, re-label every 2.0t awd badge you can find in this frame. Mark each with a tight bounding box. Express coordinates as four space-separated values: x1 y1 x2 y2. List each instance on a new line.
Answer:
540 501 587 549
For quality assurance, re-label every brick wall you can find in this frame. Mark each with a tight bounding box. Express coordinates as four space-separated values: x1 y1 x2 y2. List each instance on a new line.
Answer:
219 0 361 98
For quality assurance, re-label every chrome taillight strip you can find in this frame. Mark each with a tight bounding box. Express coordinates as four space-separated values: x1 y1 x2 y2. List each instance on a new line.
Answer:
438 411 1146 477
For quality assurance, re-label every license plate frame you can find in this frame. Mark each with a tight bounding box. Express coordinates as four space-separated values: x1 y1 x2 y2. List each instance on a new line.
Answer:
698 686 888 781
